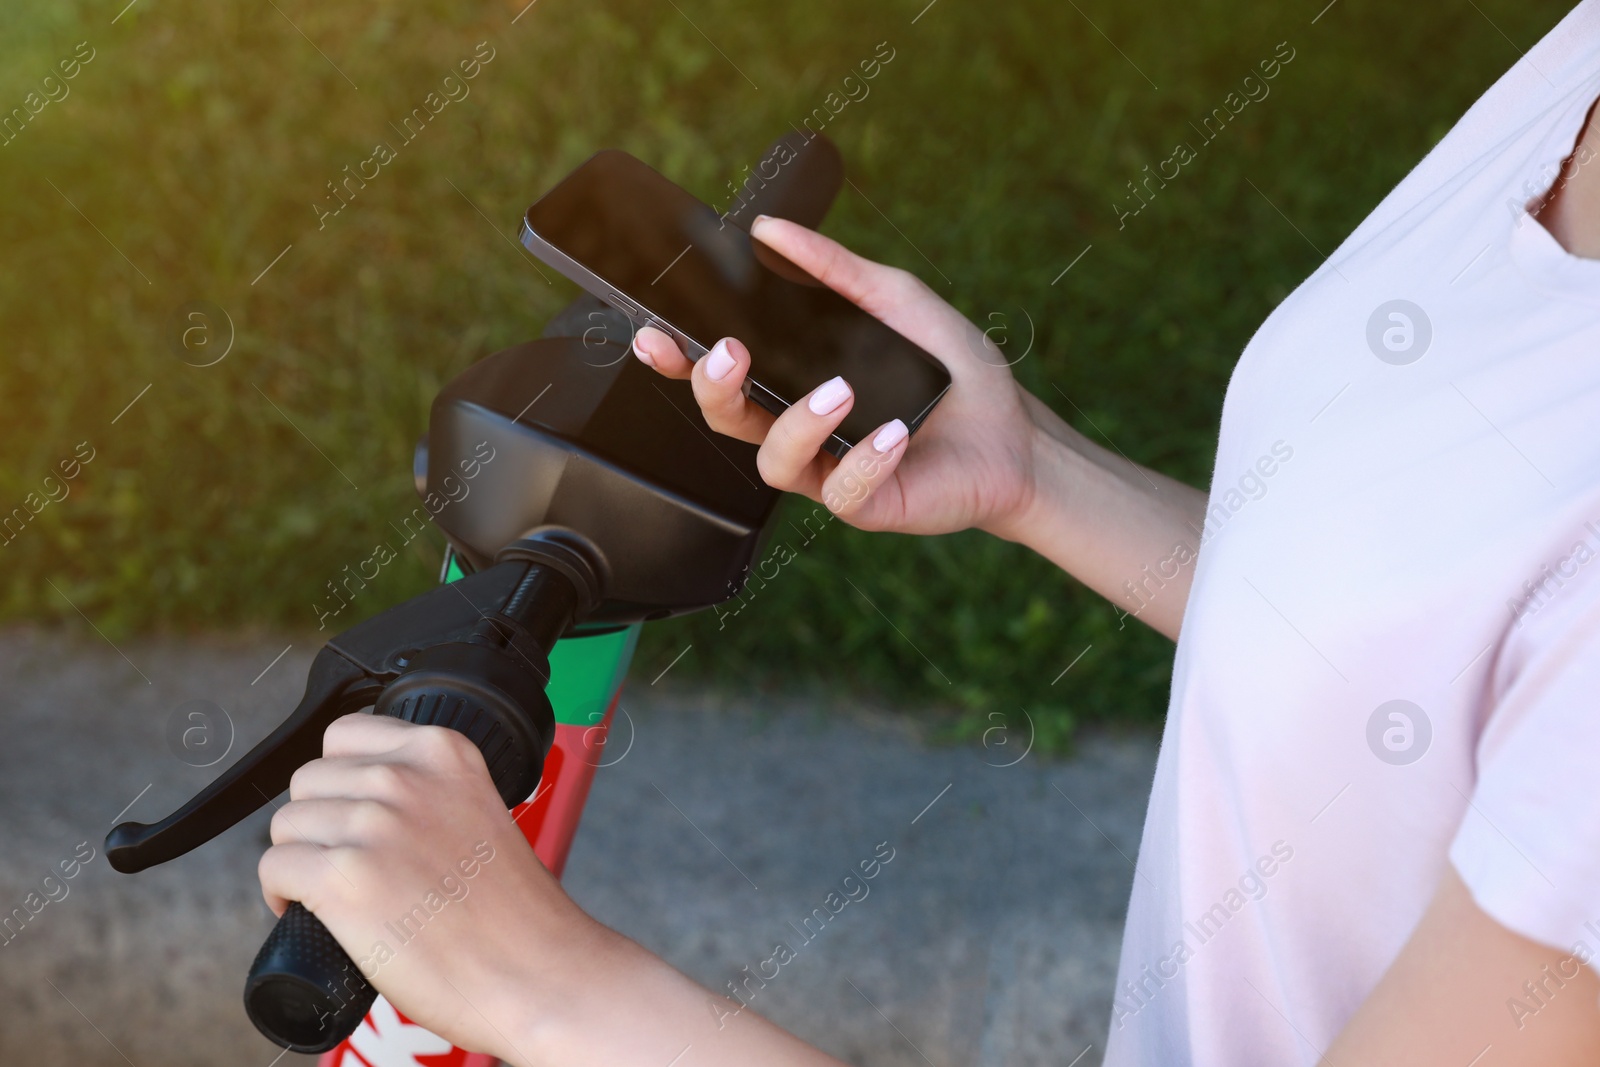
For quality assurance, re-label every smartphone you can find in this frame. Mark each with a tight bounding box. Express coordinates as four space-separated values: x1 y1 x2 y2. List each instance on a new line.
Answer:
519 150 951 459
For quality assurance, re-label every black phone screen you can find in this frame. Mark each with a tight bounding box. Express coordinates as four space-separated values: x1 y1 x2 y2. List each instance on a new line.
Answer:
521 150 950 450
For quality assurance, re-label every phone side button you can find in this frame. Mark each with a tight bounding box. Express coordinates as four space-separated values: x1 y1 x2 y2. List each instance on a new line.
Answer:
604 290 642 318
744 379 792 420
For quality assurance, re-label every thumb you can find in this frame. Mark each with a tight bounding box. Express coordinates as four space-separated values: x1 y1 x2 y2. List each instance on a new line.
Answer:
750 215 907 317
748 215 981 377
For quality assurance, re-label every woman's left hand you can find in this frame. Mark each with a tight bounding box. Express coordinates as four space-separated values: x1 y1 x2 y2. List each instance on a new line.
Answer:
257 713 619 1065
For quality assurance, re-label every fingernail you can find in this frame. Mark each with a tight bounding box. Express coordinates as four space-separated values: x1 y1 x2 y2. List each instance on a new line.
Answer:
632 332 654 368
873 419 908 453
704 339 736 381
808 376 852 415
752 213 773 227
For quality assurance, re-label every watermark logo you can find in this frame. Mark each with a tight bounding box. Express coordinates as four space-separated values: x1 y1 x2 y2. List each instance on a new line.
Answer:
1366 699 1431 765
1111 840 1294 1029
967 308 1035 368
981 707 1035 767
1365 300 1431 365
167 300 234 367
577 304 637 367
581 703 636 768
1112 41 1297 230
164 699 235 768
1 41 96 149
710 840 897 1030
713 41 897 227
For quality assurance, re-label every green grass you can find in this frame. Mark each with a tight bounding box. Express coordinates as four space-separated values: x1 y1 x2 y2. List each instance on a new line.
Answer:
0 0 1573 749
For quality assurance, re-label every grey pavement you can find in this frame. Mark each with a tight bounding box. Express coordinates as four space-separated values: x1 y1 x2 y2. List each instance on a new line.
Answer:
0 628 1159 1066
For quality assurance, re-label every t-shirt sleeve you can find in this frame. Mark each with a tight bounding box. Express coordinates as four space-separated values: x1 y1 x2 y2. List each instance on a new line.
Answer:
1450 551 1600 956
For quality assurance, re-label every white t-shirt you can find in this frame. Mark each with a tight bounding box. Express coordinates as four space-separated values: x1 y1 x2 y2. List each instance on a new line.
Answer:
1105 4 1600 1063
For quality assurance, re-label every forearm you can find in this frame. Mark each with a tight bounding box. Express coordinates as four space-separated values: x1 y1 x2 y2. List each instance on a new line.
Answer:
998 392 1209 642
517 929 851 1067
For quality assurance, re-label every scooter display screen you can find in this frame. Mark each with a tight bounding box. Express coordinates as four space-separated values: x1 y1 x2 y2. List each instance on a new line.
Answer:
521 150 951 451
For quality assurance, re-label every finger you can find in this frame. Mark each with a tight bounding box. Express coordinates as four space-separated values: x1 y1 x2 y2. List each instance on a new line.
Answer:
321 711 415 759
750 216 930 329
754 375 853 496
632 325 693 379
750 216 981 378
690 337 775 445
259 840 347 919
819 418 910 523
270 797 394 848
288 754 412 803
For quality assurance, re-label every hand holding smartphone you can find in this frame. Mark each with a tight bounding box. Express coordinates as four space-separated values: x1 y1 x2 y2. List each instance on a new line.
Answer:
519 150 951 459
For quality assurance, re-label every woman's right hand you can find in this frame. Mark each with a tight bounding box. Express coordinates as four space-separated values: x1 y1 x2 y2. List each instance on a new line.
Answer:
631 215 1048 541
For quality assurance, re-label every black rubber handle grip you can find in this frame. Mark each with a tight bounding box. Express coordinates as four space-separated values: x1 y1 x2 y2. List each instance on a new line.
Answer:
244 902 376 1052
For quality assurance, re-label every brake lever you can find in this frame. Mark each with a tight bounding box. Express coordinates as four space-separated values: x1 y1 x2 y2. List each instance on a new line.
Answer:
106 561 530 874
107 647 378 874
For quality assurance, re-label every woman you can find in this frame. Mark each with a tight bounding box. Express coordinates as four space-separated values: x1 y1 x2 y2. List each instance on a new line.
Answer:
260 3 1600 1062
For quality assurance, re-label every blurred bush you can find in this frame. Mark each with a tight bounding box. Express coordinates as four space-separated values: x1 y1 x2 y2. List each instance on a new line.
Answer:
0 0 1569 748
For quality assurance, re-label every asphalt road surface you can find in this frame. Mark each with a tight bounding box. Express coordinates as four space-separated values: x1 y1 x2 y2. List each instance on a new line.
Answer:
0 628 1159 1066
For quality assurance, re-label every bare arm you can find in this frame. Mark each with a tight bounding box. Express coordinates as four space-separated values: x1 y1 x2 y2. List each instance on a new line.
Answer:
521 942 854 1067
1326 866 1600 1065
1010 391 1208 640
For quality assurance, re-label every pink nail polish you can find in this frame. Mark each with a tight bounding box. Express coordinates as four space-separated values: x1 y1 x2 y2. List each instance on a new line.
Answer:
808 376 851 415
704 339 736 381
872 419 908 452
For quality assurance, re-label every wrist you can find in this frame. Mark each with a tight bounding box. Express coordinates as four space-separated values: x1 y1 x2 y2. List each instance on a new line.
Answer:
495 912 639 1067
978 389 1082 549
511 924 688 1067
